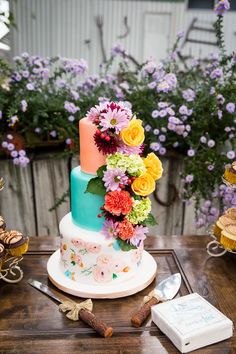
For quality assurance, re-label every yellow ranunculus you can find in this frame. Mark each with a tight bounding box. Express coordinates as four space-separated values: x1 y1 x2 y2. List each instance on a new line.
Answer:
120 119 145 147
143 153 163 181
131 172 155 196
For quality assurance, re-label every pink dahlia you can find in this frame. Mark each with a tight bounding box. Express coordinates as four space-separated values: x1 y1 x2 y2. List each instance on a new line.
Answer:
104 190 133 216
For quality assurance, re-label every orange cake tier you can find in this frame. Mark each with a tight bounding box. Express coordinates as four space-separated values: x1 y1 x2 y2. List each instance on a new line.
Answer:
79 117 106 174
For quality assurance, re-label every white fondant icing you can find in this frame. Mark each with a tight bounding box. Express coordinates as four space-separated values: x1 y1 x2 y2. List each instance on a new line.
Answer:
59 213 143 285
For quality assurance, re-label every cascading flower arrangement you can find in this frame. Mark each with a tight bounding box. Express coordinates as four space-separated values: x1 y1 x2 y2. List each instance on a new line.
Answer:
85 101 163 250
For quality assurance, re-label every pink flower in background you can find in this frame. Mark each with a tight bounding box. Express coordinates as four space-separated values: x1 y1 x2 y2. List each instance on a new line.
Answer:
71 238 85 249
85 242 101 254
96 254 113 267
93 265 113 283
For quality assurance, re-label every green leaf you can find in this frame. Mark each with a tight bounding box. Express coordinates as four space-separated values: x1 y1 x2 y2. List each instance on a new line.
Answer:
96 165 107 178
143 213 158 226
112 273 118 279
85 177 106 196
117 238 137 252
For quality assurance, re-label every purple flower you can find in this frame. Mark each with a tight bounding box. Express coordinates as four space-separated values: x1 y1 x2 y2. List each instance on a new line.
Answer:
177 31 185 39
208 164 215 171
218 110 223 119
8 116 18 127
21 100 27 112
208 139 215 148
150 142 160 151
130 225 148 247
159 134 166 142
26 83 35 91
159 147 166 155
214 0 230 15
182 89 195 102
148 82 156 89
64 101 80 114
153 129 159 135
210 87 216 95
111 43 126 57
227 151 236 159
50 130 57 138
185 174 194 183
65 138 72 145
1 141 8 148
145 124 152 132
102 168 128 191
35 127 41 134
22 70 29 78
166 107 175 115
152 110 159 118
210 68 223 79
19 150 26 157
179 105 188 115
158 102 168 108
68 115 75 122
100 108 130 134
7 143 15 151
11 150 18 158
42 68 50 79
200 136 207 144
7 134 13 140
187 149 195 157
226 103 235 113
173 142 179 148
217 94 225 104
101 220 118 239
159 109 167 118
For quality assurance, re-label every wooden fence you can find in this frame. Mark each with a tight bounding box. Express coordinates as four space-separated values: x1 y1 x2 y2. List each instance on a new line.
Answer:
0 152 205 237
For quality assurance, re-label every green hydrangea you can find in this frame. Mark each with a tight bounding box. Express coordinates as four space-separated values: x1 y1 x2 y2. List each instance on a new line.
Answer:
106 153 146 177
127 197 151 224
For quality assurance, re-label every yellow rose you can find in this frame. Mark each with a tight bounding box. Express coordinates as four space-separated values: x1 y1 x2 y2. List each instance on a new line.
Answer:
131 172 156 196
120 119 145 147
143 153 163 181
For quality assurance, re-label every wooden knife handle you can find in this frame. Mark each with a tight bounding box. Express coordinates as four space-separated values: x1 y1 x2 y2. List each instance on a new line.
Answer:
79 309 113 337
131 297 161 328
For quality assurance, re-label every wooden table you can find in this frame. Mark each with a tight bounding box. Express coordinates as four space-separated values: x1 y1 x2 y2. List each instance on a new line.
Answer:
0 235 235 354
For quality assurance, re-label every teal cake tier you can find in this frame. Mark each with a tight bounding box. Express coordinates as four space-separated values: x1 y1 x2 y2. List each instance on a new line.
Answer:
71 166 104 231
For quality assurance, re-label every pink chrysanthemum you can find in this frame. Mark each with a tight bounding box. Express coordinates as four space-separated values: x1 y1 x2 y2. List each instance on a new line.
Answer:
129 225 148 247
103 168 128 191
101 220 118 239
100 108 130 134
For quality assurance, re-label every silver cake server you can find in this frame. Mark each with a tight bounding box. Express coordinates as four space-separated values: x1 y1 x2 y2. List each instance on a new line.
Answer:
131 273 181 327
28 279 113 337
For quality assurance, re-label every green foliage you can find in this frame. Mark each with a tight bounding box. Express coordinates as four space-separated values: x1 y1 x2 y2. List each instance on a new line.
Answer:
117 238 137 251
85 177 106 196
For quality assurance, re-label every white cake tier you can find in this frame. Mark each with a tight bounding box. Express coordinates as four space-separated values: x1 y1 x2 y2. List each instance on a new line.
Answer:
59 213 143 285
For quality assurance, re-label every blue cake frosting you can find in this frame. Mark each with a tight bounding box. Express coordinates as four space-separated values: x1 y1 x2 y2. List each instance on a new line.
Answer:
71 166 104 231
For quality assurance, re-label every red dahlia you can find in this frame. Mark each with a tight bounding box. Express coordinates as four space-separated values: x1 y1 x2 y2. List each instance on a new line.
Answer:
94 133 118 155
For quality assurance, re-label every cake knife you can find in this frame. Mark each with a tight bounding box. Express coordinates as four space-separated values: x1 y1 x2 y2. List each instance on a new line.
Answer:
28 279 113 337
131 273 181 327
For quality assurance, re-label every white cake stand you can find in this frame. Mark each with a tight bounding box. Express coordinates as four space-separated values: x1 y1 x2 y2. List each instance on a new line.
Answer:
47 249 157 299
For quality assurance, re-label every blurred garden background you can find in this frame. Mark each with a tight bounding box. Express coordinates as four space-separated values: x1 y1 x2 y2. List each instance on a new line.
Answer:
0 0 235 237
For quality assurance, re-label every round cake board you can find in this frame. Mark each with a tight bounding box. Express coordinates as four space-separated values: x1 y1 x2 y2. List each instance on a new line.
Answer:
47 249 157 299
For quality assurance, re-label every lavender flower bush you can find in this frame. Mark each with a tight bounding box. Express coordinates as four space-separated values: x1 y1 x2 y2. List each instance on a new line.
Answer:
0 0 235 228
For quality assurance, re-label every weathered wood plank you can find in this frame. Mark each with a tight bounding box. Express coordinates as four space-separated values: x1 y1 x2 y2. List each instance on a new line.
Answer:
149 158 170 236
32 156 70 236
0 159 36 236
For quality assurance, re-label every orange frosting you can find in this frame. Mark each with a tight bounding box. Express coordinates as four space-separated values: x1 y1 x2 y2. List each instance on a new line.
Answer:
79 118 106 175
